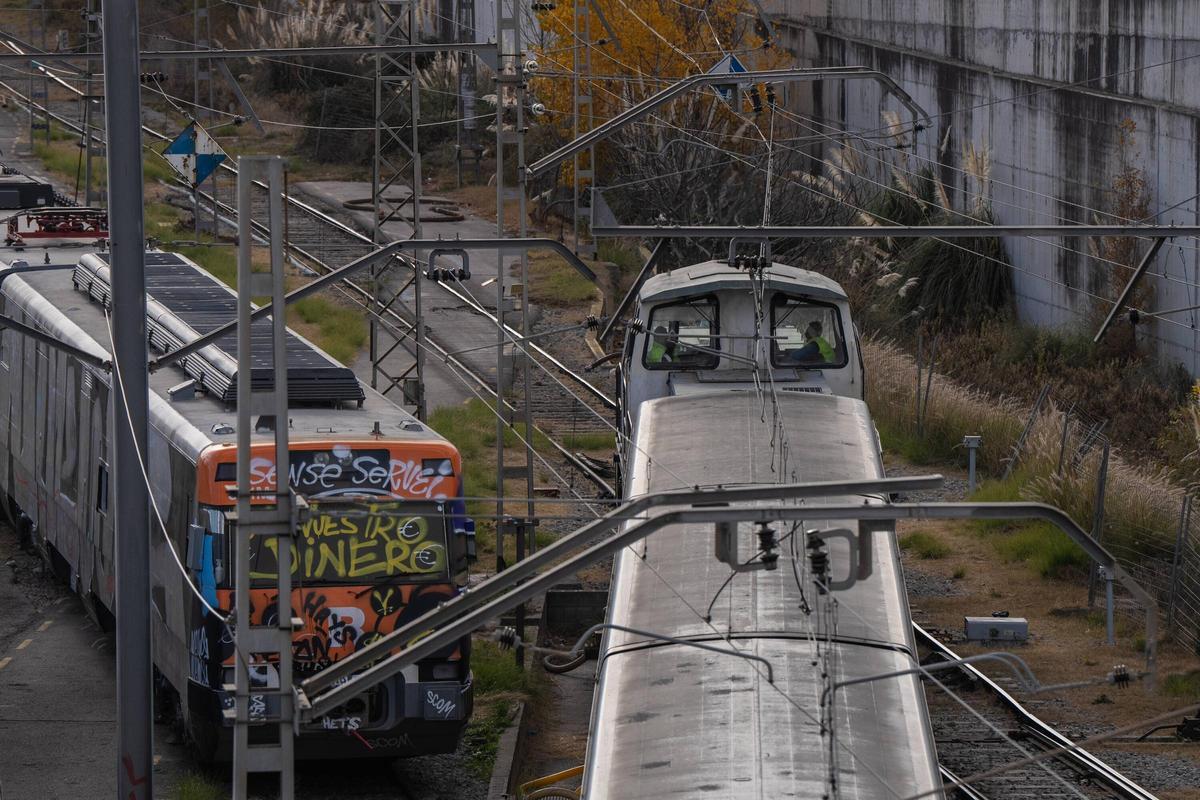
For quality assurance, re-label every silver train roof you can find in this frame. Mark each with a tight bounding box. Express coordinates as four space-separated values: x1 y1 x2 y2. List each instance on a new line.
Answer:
639 261 849 305
0 244 444 459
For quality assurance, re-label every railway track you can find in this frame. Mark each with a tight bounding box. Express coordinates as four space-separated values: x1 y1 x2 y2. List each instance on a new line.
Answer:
914 624 1157 800
0 52 618 497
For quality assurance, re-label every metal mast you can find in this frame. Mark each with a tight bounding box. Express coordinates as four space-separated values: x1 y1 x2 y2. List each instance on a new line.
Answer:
494 0 537 664
455 0 480 185
232 156 298 800
81 0 99 206
370 0 427 419
102 0 153 795
28 0 49 148
193 0 215 235
571 0 595 257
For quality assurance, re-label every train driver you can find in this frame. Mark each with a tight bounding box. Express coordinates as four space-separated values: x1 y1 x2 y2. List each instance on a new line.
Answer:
788 320 834 364
647 325 676 364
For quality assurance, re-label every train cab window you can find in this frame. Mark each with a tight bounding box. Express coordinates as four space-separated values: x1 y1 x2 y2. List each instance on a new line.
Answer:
770 296 847 369
642 297 720 370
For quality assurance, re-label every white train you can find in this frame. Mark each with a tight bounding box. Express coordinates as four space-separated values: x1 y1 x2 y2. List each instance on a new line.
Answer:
582 259 941 798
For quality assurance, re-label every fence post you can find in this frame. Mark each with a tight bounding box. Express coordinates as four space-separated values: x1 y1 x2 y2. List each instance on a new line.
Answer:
1056 404 1075 476
1168 494 1192 633
1002 383 1051 481
915 329 923 438
1087 441 1111 609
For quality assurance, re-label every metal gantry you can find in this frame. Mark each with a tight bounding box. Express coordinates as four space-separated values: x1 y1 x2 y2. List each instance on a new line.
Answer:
370 0 427 419
232 156 298 799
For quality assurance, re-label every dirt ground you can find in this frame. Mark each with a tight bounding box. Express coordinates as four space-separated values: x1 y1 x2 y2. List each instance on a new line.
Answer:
897 509 1200 799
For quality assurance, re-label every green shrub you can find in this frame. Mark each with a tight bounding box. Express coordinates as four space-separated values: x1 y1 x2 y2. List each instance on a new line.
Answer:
174 774 223 800
1161 671 1200 700
992 522 1089 579
471 639 534 696
898 530 950 559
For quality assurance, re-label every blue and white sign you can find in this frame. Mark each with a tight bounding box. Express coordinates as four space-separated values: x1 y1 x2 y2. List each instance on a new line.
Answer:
161 122 227 187
707 53 748 102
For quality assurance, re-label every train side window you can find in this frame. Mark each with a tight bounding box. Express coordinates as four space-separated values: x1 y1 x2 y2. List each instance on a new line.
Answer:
642 297 720 370
770 296 847 369
96 462 109 514
59 361 80 503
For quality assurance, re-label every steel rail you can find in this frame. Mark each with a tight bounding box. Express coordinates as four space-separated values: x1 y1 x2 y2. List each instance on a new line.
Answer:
196 187 619 497
0 37 617 414
592 224 1200 239
0 70 618 496
913 624 1157 800
937 766 989 800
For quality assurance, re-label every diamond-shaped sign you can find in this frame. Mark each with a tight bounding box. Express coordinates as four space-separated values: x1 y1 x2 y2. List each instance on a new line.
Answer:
161 121 227 187
707 53 748 102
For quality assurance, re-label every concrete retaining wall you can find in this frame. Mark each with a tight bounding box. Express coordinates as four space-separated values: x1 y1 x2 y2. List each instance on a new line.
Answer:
765 0 1200 372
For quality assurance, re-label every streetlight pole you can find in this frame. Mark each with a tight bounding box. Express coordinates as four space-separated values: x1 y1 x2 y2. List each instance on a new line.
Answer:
102 0 152 798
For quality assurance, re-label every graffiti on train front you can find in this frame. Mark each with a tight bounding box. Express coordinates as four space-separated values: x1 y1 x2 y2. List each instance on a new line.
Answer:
248 504 447 582
247 449 449 499
229 584 455 668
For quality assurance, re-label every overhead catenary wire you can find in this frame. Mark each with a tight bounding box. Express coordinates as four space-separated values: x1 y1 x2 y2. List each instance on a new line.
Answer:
768 102 1200 293
535 52 1134 323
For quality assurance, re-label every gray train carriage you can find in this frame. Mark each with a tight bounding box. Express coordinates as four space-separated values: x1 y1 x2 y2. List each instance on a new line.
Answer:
583 390 942 799
0 246 476 760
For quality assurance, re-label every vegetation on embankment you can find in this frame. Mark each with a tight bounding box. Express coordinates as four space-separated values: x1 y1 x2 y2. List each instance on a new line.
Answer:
865 336 1181 578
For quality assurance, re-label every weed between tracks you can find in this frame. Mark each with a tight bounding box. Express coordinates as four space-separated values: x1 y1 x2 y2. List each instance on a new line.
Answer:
463 639 541 780
173 773 223 800
899 530 950 560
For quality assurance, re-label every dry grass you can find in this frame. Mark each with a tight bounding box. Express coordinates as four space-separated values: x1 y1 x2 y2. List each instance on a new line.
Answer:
866 335 1184 565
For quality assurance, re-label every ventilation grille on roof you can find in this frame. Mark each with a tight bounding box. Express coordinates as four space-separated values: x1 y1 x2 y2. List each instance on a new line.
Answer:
73 251 365 407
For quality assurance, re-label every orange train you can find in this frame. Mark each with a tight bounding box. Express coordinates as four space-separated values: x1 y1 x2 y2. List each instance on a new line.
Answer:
0 246 476 760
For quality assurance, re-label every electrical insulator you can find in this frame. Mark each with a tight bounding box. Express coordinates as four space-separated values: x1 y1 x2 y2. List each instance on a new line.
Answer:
749 86 763 115
493 626 518 650
524 59 540 74
139 71 167 84
807 531 829 593
530 1 556 10
766 84 776 108
756 522 778 570
530 102 547 117
1109 664 1131 688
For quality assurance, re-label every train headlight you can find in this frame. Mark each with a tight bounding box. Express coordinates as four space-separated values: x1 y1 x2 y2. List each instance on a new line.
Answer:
422 458 455 477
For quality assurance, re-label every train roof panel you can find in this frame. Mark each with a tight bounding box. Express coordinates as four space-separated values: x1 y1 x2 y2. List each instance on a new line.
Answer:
639 260 848 305
0 245 443 457
75 250 364 406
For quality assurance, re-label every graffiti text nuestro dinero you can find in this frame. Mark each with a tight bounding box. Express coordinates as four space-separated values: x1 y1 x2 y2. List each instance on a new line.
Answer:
250 509 446 581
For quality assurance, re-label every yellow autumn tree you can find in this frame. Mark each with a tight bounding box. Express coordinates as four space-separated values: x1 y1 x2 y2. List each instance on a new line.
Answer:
528 0 788 208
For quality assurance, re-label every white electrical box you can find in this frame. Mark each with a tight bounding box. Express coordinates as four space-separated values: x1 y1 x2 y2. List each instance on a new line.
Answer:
964 616 1028 642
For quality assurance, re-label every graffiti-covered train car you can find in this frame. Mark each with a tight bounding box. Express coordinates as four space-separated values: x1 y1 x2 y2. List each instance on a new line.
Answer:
0 247 476 761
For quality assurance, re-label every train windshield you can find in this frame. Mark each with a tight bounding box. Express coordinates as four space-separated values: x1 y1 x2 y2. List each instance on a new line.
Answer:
245 501 451 586
643 296 720 369
770 295 847 369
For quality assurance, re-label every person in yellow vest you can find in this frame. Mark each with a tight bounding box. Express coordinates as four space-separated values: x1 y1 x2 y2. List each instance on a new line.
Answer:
789 320 833 364
647 325 675 364
806 320 834 362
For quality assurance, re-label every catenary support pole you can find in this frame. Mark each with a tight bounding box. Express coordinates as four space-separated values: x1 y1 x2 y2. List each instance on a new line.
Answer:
103 0 153 796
